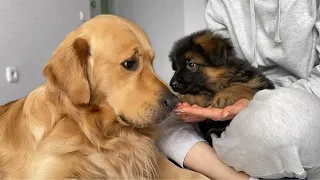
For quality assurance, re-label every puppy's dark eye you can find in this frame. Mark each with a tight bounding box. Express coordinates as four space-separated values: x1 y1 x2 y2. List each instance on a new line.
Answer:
186 60 197 70
187 62 195 67
122 59 137 70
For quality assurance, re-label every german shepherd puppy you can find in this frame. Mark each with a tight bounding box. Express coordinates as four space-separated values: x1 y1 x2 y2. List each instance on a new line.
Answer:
169 29 275 144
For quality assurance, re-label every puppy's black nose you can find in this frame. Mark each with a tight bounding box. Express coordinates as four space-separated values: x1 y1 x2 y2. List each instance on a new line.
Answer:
163 92 179 110
170 77 182 89
170 80 179 88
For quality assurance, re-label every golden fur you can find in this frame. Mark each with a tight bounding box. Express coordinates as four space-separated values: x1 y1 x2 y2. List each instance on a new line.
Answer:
0 15 208 179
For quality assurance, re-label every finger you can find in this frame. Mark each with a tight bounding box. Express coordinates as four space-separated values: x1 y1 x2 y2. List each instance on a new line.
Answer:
177 102 185 107
182 102 191 107
180 106 224 120
174 108 185 113
219 99 250 119
176 102 183 107
174 102 187 112
221 105 245 120
174 103 183 110
176 104 200 112
233 98 250 107
174 102 192 113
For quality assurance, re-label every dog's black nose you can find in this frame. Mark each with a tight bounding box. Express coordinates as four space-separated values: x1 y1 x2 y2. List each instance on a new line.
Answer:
163 92 179 110
170 80 179 88
170 77 182 89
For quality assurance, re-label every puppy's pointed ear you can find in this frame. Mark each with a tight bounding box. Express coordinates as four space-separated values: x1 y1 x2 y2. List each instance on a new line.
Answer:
195 31 233 66
214 38 233 60
209 39 233 66
43 37 91 105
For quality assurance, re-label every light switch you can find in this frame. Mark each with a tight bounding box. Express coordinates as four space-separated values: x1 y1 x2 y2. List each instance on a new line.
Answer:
80 11 85 22
6 66 19 83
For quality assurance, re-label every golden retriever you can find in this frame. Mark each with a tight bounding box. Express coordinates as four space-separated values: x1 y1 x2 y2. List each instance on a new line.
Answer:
0 15 208 179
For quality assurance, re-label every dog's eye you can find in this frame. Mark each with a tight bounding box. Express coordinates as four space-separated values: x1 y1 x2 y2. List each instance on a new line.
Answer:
122 59 137 70
188 62 195 67
186 61 197 70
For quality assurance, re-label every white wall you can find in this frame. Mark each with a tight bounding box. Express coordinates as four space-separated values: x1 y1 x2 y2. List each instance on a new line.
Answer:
112 0 208 84
183 0 208 35
90 0 101 17
0 0 91 104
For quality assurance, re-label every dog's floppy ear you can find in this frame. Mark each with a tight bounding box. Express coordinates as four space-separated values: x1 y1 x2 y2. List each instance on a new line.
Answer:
43 37 91 105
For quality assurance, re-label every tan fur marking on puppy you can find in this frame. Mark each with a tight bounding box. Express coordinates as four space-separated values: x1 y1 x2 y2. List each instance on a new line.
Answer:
194 33 216 53
184 51 228 82
194 34 227 57
183 52 212 67
211 84 255 108
184 52 203 61
204 67 227 79
245 76 269 90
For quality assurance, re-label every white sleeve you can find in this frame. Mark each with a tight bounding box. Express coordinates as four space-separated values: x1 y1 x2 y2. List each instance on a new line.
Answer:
156 114 206 167
289 5 320 97
205 0 230 38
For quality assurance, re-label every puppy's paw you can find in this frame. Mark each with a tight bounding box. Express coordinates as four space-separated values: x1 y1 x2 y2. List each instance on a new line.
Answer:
178 94 211 107
211 92 239 108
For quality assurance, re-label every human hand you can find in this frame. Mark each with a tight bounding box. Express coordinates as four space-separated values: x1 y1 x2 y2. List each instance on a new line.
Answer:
174 99 250 122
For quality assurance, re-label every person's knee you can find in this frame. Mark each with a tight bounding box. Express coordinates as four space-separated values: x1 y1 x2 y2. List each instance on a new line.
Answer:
214 88 320 178
254 87 318 105
219 87 317 149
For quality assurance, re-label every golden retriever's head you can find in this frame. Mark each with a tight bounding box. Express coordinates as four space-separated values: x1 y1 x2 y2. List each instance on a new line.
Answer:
43 15 178 128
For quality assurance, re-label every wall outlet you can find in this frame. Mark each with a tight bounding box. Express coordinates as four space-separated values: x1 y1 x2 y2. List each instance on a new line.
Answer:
6 66 19 83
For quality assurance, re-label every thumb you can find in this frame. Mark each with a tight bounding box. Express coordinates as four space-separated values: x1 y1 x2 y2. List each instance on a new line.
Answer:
221 105 244 120
222 99 250 119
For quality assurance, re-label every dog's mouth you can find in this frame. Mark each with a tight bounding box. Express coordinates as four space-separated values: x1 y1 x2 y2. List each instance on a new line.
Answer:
118 109 171 128
118 114 151 128
119 114 132 125
154 110 172 123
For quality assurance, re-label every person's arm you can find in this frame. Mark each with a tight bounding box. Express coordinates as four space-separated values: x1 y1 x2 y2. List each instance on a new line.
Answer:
205 0 230 39
157 114 249 179
156 113 207 167
184 141 250 180
289 5 320 96
157 116 250 179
